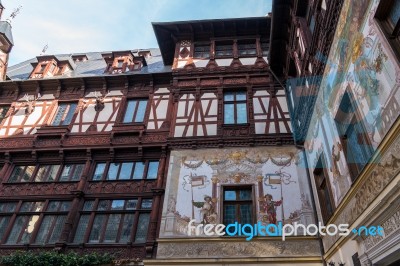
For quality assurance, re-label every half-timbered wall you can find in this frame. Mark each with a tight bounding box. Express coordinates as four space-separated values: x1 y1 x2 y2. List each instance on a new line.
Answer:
147 88 170 130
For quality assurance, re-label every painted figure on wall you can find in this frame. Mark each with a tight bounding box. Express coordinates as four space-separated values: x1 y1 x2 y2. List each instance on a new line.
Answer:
193 195 217 224
262 194 282 225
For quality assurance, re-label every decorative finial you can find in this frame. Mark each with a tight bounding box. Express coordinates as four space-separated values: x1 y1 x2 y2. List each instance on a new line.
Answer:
40 44 48 55
6 5 22 23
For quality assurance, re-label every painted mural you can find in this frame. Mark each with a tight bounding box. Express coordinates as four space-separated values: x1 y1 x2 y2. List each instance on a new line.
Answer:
160 147 315 237
299 0 400 210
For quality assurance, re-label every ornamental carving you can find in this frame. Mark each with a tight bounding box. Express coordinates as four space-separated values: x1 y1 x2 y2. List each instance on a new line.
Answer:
86 181 156 194
157 239 320 258
0 183 78 196
223 78 246 85
0 138 33 148
223 126 250 136
64 136 109 146
200 79 221 87
322 133 400 251
177 80 197 88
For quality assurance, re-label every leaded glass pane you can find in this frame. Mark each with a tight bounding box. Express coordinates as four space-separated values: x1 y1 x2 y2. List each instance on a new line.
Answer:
107 163 120 180
390 1 400 26
236 92 246 101
52 104 67 126
73 215 90 243
104 214 121 242
119 162 133 180
111 200 124 210
71 164 84 181
224 104 234 124
239 190 252 200
135 213 150 243
60 164 84 181
48 215 66 244
6 216 28 244
61 103 77 125
237 103 247 123
47 201 60 211
83 200 95 211
19 215 40 244
126 199 138 210
119 214 134 243
223 205 236 224
133 162 145 179
0 202 17 212
89 215 105 243
20 202 44 212
240 205 252 224
146 161 159 179
0 106 9 123
123 100 137 123
224 93 234 101
35 165 60 182
93 163 106 180
134 100 147 122
141 199 152 209
97 200 111 211
34 215 55 244
60 201 71 211
0 216 11 240
224 190 236 200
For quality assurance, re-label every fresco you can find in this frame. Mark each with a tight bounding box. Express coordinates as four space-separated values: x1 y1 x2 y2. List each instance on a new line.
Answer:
298 0 400 207
159 147 315 237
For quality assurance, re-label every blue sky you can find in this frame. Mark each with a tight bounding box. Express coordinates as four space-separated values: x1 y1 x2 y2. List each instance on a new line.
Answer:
2 0 272 65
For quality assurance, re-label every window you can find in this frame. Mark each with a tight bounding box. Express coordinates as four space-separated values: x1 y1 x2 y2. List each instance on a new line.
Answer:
117 60 124 68
193 43 210 59
4 201 70 245
223 91 248 124
34 201 70 244
376 0 400 38
92 161 159 181
261 40 269 57
223 186 253 225
38 64 47 73
335 91 374 181
8 164 84 183
314 155 334 224
309 15 316 34
59 164 85 181
122 99 147 123
0 202 17 241
34 165 61 182
73 199 151 244
8 165 36 182
52 102 77 126
215 41 233 58
237 40 257 56
375 0 400 56
0 106 9 124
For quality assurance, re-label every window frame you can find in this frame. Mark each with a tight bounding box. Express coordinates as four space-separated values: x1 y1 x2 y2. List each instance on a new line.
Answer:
193 43 211 59
223 90 248 125
72 198 152 244
3 200 71 245
51 102 78 126
375 0 400 57
237 39 257 57
91 160 159 181
334 90 374 182
7 163 85 183
121 98 148 124
313 154 335 224
221 185 255 226
215 41 234 58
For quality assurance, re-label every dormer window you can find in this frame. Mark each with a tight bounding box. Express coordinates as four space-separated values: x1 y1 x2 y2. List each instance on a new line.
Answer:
30 56 74 79
71 54 88 62
102 51 146 74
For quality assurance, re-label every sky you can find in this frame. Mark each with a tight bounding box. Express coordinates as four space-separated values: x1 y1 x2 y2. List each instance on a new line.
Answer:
2 0 272 66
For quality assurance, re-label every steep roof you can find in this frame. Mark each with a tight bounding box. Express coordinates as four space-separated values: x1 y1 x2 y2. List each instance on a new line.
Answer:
6 48 170 81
